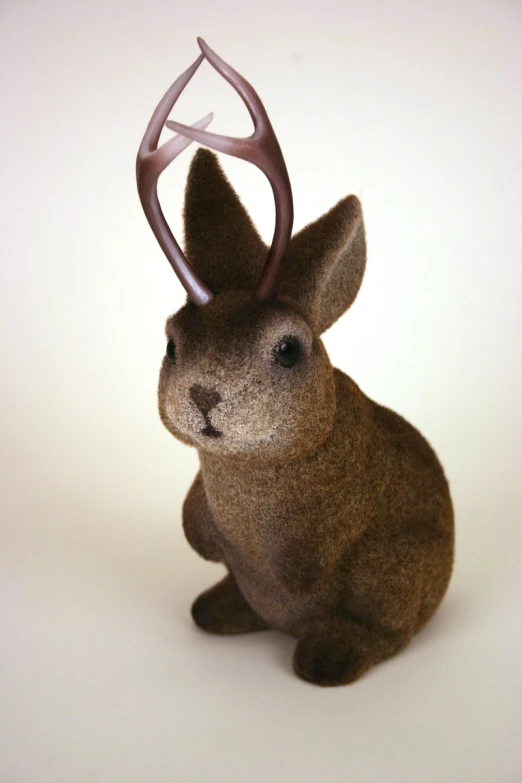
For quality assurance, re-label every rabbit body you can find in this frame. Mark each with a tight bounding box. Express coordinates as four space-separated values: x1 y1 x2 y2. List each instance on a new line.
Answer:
182 369 453 685
159 150 454 685
189 368 453 633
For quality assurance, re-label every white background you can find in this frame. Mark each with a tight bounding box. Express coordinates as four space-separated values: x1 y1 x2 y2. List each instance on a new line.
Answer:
1 1 521 781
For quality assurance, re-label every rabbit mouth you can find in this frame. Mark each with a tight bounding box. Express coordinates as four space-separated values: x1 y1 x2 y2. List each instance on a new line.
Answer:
201 419 222 439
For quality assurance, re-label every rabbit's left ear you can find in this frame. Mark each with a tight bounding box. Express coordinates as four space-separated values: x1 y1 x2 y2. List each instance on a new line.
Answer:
278 196 366 334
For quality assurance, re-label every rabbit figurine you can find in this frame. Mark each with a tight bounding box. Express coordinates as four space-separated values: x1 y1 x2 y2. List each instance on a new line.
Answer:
136 39 454 686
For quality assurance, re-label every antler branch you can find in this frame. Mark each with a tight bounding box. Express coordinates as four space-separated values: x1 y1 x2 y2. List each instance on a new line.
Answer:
136 55 214 305
137 40 294 304
167 39 294 301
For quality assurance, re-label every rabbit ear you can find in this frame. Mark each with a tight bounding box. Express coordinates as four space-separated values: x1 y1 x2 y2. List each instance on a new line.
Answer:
183 149 267 294
278 196 366 334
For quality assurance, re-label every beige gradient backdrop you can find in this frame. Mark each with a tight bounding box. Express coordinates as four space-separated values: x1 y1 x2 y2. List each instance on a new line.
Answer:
1 1 521 781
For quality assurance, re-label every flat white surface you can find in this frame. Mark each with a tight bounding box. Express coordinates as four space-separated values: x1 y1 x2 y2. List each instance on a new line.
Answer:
1 1 521 781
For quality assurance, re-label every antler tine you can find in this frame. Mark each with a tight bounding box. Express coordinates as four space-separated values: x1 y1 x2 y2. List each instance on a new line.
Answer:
136 55 214 306
166 38 294 301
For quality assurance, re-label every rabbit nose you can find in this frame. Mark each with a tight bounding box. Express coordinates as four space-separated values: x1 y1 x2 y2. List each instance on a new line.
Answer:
190 384 221 416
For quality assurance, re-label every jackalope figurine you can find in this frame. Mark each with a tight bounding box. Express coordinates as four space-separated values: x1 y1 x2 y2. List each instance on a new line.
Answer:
136 38 454 686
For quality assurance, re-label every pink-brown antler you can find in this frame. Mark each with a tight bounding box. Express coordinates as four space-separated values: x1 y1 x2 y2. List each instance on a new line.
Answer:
136 55 214 306
137 39 294 304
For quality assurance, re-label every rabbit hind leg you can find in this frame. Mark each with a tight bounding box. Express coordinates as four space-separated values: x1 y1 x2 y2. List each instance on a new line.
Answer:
292 619 410 687
191 573 269 634
292 522 437 686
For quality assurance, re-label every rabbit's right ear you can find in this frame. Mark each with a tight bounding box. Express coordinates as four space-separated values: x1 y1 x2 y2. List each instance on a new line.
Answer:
183 149 267 294
278 196 366 334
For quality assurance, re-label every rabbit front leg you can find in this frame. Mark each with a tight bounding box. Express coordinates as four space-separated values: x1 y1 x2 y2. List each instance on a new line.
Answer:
184 473 268 634
182 471 223 562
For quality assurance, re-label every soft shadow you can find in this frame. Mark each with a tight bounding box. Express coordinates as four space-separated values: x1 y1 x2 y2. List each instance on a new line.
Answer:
409 590 471 650
37 507 224 621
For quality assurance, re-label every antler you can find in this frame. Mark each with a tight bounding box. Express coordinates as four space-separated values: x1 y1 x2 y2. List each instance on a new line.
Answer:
137 39 294 304
167 38 294 302
136 55 214 305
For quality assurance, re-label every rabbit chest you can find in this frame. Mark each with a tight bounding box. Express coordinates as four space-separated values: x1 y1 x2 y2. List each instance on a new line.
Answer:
198 420 368 633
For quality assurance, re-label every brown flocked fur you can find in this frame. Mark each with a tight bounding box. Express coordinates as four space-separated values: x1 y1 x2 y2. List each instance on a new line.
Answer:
158 149 454 686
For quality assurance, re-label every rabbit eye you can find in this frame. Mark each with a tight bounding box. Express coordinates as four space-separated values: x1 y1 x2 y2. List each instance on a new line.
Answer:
166 339 176 361
274 336 300 368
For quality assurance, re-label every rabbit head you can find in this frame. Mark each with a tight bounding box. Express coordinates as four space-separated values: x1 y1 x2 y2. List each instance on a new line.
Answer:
138 41 366 459
157 150 365 459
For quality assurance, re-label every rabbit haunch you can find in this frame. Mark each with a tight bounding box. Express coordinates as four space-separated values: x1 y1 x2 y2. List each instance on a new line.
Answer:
156 150 454 686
